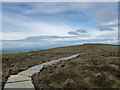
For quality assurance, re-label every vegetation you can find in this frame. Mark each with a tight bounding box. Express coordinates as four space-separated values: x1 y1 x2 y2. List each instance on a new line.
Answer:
2 43 120 88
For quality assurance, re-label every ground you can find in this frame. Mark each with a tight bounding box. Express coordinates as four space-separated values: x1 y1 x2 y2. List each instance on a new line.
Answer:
2 43 120 88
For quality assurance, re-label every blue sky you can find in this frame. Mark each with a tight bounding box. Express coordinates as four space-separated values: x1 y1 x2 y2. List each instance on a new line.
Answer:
1 2 119 49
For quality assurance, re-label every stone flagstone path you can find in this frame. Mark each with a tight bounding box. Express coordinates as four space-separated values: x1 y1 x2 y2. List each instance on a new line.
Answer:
4 54 79 89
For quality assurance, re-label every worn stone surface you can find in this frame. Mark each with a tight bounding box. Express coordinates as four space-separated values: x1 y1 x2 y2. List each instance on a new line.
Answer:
7 75 31 83
28 65 44 71
42 60 59 66
58 54 79 61
18 69 40 77
18 65 44 77
4 81 35 88
4 54 79 89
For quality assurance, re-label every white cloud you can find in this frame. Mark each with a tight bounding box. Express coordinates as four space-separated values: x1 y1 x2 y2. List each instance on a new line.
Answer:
93 6 118 23
2 21 74 40
23 3 95 14
2 28 118 49
1 32 30 40
3 3 118 40
102 20 118 26
90 30 118 40
2 2 118 50
2 12 75 40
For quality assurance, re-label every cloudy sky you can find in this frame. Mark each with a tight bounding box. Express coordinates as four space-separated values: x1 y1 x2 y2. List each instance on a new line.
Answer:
2 2 119 49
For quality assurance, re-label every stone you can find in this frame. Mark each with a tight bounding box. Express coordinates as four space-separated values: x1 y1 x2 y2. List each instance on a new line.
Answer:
4 53 80 89
18 69 40 77
42 60 59 66
28 65 44 71
18 65 44 77
4 81 35 88
58 54 79 61
7 75 31 83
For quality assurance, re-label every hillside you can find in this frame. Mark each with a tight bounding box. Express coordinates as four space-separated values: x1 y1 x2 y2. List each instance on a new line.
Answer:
2 43 120 88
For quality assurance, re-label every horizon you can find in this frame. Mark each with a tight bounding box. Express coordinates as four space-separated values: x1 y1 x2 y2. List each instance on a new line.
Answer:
1 2 119 52
1 43 119 54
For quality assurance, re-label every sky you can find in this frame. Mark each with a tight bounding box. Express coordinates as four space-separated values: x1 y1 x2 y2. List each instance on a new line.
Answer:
1 2 119 50
2 0 119 2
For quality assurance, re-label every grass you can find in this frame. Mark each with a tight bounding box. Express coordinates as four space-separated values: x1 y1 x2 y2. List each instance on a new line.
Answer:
2 43 120 89
32 56 119 88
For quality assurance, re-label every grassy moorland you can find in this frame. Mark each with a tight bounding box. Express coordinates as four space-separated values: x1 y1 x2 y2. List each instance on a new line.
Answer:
2 43 120 88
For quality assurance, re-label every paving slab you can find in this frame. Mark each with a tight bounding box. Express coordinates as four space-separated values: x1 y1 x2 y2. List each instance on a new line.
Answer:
7 75 31 83
58 54 79 61
28 65 44 71
4 53 79 89
18 69 40 77
42 60 59 66
4 81 35 88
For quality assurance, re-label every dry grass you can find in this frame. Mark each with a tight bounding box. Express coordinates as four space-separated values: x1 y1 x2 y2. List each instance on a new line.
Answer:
32 56 120 88
2 43 120 88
